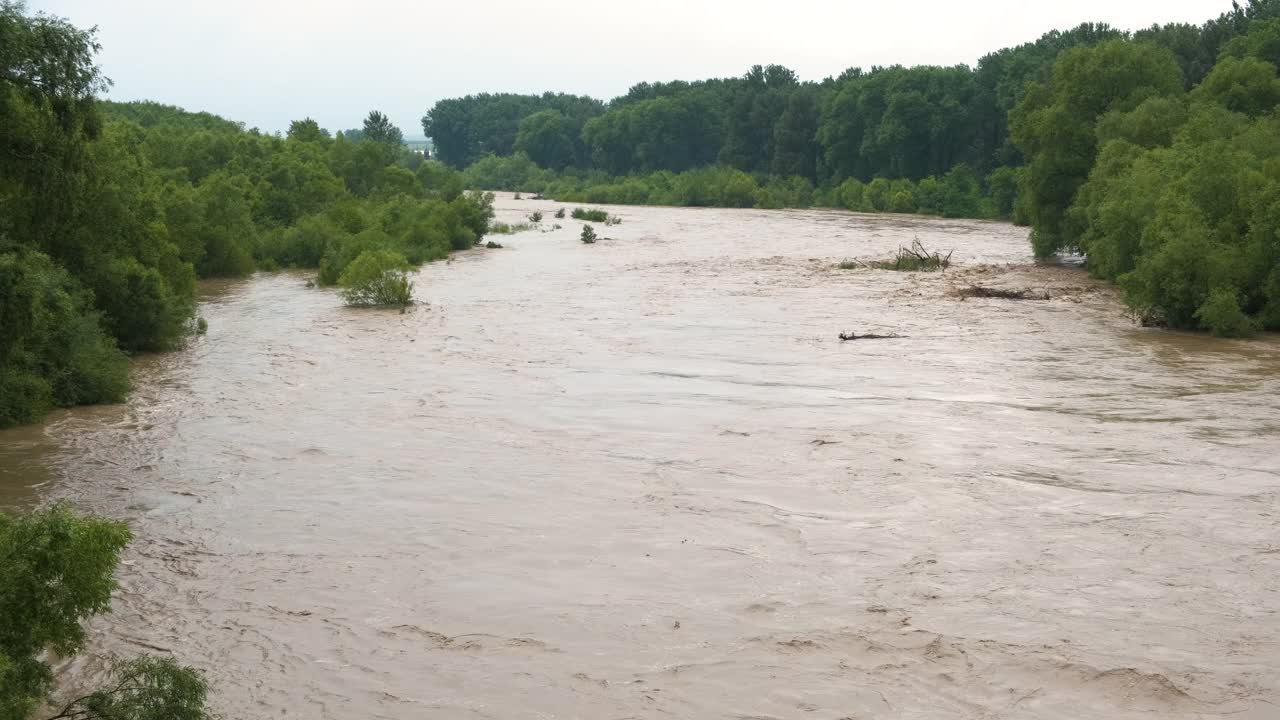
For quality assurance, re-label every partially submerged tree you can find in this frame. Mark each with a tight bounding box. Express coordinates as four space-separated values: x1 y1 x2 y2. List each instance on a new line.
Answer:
0 504 211 720
362 110 404 148
43 657 209 720
338 249 414 307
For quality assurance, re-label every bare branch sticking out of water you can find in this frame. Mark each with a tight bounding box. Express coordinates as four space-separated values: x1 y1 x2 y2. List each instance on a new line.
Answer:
853 239 954 272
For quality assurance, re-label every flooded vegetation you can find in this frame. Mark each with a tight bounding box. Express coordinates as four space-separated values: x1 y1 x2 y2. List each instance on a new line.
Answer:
4 195 1279 718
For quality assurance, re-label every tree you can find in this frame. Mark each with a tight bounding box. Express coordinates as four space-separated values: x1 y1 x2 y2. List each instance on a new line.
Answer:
514 110 577 170
1011 40 1184 256
0 251 129 427
1191 55 1280 116
286 117 329 142
338 249 413 306
0 505 212 720
771 89 820 179
719 64 799 174
362 110 403 147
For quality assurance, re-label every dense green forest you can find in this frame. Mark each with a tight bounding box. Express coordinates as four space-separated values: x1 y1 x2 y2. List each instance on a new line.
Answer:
0 1 494 428
427 0 1280 335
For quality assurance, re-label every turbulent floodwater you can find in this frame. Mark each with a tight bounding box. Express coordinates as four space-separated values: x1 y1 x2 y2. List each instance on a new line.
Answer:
2 195 1279 719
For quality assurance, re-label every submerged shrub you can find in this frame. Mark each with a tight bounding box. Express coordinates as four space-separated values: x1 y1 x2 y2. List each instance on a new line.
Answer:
571 207 609 222
338 250 414 307
489 222 536 234
460 153 553 192
580 225 598 244
870 241 953 271
529 210 543 223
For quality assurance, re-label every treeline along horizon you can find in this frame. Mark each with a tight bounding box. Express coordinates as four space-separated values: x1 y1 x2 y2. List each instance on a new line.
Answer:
426 0 1280 336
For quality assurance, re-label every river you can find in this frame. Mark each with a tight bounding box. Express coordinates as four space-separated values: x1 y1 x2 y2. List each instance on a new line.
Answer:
2 194 1278 719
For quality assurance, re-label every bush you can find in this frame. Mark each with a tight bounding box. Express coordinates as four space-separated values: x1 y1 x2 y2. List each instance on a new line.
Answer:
870 241 953 271
529 210 543 223
489 222 535 234
461 153 554 192
259 214 350 268
865 178 892 211
986 166 1022 220
580 225 598 244
889 189 916 213
755 176 814 209
571 207 610 222
832 178 868 211
554 207 566 218
940 163 983 218
338 250 415 307
1195 287 1255 337
317 227 391 286
0 504 213 720
0 251 131 427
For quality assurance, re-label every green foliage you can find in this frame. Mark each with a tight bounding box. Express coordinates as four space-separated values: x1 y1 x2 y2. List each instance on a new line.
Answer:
0 2 493 423
1011 40 1185 257
423 92 604 168
0 504 130 719
47 656 210 720
260 213 348 268
570 207 610 222
0 505 211 720
461 152 554 192
869 241 953 271
554 207 566 219
286 117 329 142
533 164 1016 219
1191 55 1280 116
1195 286 1256 336
362 110 404 149
580 225 598 244
489 222 535 235
985 166 1023 221
514 110 580 171
191 171 258 276
939 164 983 218
1030 13 1280 333
529 210 543 223
582 92 724 174
0 251 130 427
338 249 414 307
756 175 814 209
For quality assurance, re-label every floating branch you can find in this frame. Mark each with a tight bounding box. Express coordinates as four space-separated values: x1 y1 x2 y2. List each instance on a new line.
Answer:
839 331 904 341
954 285 1049 300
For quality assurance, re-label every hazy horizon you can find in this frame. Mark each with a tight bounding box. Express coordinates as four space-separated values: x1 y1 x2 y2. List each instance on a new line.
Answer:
31 0 1237 135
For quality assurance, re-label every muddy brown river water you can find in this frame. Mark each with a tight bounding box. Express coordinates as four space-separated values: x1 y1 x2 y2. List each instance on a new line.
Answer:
2 195 1279 719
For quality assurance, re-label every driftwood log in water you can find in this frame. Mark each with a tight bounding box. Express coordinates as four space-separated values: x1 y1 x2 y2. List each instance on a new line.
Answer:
954 285 1050 300
839 331 903 341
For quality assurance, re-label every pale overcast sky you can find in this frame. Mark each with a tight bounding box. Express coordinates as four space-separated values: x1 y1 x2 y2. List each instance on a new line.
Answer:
31 0 1233 136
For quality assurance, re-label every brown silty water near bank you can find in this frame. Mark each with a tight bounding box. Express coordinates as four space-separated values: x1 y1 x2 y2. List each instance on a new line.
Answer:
2 194 1278 719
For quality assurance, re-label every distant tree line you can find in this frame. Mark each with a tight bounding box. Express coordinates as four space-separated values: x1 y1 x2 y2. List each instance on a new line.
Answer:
424 0 1280 335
